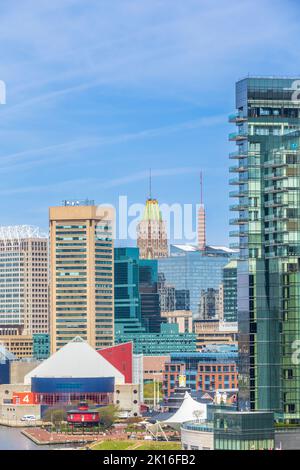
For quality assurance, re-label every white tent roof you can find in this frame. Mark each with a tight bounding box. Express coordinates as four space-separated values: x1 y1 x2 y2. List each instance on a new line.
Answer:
24 336 125 385
164 392 207 424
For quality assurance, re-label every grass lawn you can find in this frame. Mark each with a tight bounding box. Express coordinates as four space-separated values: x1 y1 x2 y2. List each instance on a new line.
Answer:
134 441 181 450
91 440 181 451
91 440 134 450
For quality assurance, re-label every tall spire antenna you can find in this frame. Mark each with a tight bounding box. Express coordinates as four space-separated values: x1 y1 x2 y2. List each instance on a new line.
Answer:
149 168 152 199
198 171 206 251
200 171 203 205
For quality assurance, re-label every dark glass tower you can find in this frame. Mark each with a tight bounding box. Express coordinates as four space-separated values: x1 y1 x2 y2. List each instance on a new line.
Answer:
139 259 162 333
114 247 145 335
229 77 300 422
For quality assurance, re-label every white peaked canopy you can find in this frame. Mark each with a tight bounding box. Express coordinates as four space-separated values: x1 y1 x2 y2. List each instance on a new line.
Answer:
146 392 207 437
24 336 125 385
164 392 207 425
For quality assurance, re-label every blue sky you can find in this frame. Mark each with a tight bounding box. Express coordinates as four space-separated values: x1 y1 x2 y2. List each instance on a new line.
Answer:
0 0 300 245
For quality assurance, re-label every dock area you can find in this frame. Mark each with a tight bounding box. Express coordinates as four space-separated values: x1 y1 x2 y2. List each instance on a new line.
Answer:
22 428 101 446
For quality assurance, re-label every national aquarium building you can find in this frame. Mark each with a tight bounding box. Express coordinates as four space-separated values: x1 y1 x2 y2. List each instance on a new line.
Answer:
24 337 125 405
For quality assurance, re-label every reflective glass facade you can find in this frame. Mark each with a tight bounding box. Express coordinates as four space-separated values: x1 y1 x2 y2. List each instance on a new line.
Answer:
158 248 231 318
214 411 274 450
230 77 300 421
114 248 145 335
139 260 161 332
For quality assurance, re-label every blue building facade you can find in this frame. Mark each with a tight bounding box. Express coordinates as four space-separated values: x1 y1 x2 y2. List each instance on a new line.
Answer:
31 377 115 406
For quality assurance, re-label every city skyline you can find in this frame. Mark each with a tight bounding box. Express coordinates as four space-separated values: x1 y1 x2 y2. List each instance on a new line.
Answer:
1 1 300 246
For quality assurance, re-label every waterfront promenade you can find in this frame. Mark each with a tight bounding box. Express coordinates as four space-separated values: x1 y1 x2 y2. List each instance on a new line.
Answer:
22 428 104 445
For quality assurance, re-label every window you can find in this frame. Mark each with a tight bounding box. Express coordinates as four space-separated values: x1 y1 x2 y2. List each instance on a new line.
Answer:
284 369 293 380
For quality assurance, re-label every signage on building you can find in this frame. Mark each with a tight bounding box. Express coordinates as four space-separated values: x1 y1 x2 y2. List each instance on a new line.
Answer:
12 392 38 405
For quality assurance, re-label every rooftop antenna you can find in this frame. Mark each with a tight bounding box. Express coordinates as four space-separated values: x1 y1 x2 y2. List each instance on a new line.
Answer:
149 168 152 199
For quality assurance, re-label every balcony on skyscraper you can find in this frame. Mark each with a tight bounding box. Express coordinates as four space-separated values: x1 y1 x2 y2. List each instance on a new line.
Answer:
229 165 248 173
228 112 248 123
229 150 248 159
228 132 248 142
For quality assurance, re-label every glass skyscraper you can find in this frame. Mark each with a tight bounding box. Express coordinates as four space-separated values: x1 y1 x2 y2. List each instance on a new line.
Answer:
114 247 146 335
139 259 161 333
158 245 232 319
230 77 300 421
114 248 162 340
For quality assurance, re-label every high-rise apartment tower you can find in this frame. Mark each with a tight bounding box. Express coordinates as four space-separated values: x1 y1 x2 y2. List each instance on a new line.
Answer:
230 77 300 422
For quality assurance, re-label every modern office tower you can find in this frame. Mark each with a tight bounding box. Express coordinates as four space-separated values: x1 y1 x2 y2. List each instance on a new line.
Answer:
222 260 237 323
137 197 168 259
158 245 232 319
229 77 300 420
0 225 49 335
139 259 162 332
114 247 145 335
49 200 114 352
198 288 220 320
198 172 206 250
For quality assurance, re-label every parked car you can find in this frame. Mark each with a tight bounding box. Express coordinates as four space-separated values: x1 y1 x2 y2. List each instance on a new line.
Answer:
21 415 36 422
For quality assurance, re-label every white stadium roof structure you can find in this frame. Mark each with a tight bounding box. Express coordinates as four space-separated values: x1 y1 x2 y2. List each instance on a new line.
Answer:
24 336 125 385
164 391 207 426
147 392 207 435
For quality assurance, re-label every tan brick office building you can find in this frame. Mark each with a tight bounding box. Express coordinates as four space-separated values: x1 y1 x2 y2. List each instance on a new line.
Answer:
49 201 114 352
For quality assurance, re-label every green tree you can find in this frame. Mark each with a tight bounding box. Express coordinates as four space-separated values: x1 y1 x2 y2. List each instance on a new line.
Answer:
43 408 67 427
99 405 118 429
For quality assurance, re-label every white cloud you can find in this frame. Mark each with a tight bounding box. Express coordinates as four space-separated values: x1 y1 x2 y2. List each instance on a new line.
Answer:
0 113 225 171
